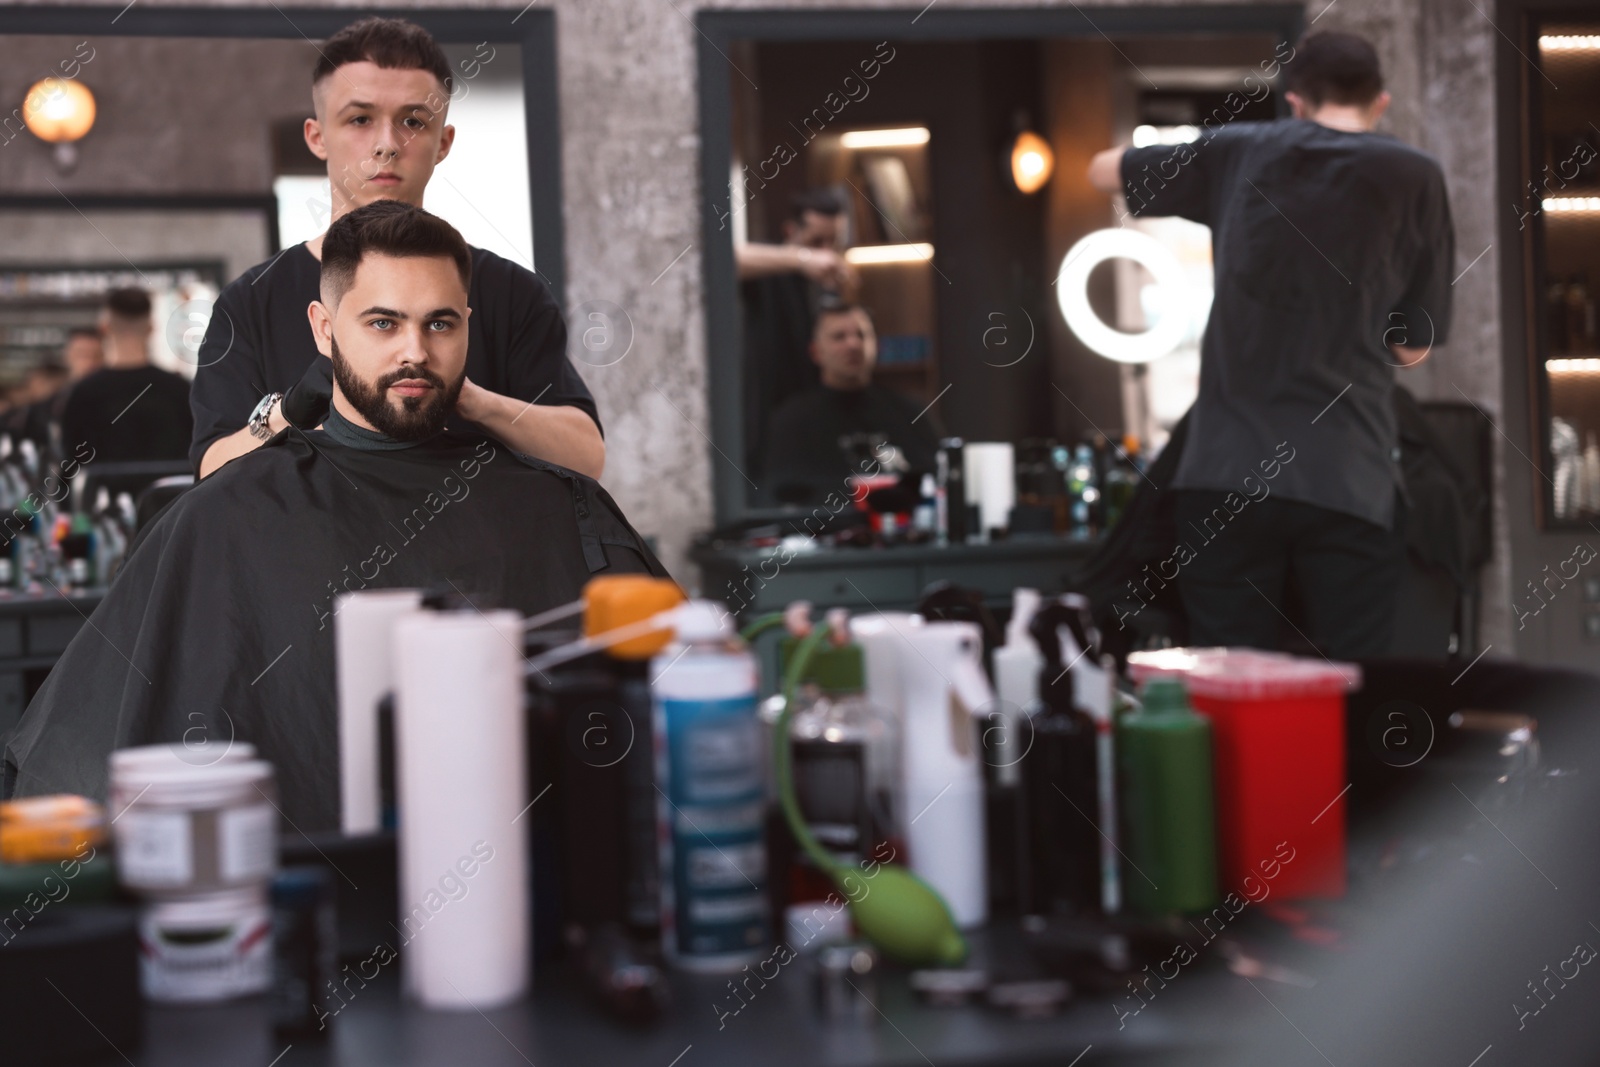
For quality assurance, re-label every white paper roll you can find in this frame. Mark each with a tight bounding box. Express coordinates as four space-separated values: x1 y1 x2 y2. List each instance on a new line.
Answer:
393 608 529 1010
895 621 992 928
962 442 1016 537
335 589 424 835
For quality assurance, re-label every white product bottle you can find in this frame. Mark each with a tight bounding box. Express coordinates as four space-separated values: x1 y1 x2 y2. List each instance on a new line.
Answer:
897 620 993 928
652 601 769 973
991 588 1044 786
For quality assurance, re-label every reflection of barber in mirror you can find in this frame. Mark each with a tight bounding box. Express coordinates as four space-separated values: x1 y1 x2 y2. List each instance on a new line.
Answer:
734 188 858 293
1085 31 1454 660
193 17 604 480
737 189 860 471
762 302 939 504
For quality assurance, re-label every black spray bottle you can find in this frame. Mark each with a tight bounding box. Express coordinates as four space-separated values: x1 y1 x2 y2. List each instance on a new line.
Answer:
1016 600 1103 916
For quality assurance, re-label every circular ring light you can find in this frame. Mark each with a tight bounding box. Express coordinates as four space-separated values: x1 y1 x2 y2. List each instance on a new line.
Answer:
1056 228 1190 364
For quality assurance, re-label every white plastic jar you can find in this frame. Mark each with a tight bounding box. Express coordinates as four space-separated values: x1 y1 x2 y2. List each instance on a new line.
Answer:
109 754 278 895
138 886 272 1003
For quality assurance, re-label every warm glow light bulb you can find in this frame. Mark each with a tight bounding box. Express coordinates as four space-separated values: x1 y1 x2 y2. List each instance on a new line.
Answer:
22 78 96 144
1010 131 1055 194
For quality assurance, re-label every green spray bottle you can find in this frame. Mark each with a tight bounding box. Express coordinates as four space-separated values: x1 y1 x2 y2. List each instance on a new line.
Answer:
1115 677 1218 915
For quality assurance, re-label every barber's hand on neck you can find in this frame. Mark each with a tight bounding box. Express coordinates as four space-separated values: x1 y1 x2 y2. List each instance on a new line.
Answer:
451 377 606 479
281 358 335 429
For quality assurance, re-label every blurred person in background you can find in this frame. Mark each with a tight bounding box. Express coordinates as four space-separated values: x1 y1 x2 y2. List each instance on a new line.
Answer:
2 361 71 450
36 327 108 450
60 287 192 463
60 327 104 384
1087 31 1454 660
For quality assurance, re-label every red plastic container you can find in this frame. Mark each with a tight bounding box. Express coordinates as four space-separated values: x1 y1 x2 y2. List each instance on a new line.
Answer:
1128 649 1360 901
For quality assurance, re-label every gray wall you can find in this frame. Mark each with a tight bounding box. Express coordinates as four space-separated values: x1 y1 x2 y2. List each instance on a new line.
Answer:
3 0 1536 662
0 35 313 194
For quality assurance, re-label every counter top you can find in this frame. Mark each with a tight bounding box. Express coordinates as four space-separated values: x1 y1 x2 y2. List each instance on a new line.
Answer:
0 587 105 615
691 537 1101 615
112 923 1269 1067
691 536 1101 568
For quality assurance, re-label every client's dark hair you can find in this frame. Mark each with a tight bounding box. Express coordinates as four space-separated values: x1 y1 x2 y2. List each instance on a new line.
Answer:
313 17 452 96
789 188 845 222
104 287 151 321
1284 31 1384 107
813 300 872 337
321 201 472 304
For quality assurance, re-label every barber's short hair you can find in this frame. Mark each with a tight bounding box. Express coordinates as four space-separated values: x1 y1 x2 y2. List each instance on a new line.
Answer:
104 287 151 321
1284 31 1384 107
321 201 472 304
314 17 452 96
789 188 845 223
66 327 102 342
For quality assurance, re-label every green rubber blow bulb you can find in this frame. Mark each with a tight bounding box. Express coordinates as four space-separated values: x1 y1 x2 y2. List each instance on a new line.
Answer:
831 862 968 966
776 625 968 967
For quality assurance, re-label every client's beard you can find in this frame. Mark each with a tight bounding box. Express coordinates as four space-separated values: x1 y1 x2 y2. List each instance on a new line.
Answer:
330 337 465 442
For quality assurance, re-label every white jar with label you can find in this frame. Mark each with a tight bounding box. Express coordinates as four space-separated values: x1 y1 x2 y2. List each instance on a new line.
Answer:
139 886 273 1002
109 756 278 896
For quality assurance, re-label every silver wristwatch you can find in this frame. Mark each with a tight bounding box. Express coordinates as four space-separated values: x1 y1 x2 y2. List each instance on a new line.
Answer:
248 392 284 440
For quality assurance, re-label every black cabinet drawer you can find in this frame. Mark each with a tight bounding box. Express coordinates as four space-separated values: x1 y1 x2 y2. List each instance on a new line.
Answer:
27 613 87 656
0 618 21 658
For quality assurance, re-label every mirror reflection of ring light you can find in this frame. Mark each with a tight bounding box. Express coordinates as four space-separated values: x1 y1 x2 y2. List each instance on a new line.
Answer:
1056 229 1190 364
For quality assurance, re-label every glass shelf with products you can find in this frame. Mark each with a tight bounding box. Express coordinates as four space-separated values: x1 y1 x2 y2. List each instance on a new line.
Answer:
1528 24 1600 526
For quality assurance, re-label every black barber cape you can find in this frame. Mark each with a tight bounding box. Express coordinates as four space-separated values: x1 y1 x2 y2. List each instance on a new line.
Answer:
2 419 668 831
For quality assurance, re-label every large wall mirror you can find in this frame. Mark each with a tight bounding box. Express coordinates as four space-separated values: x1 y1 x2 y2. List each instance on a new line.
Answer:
697 6 1301 525
0 7 563 389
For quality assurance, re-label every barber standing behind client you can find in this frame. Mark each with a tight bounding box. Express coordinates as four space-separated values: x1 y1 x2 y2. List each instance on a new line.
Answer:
192 17 604 479
1087 31 1455 659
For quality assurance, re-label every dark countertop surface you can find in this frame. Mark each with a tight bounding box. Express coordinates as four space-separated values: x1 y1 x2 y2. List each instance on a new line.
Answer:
0 587 104 614
691 536 1102 568
116 922 1274 1067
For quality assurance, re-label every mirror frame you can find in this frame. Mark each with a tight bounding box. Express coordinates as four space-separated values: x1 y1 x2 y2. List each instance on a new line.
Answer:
0 5 566 303
695 4 1303 528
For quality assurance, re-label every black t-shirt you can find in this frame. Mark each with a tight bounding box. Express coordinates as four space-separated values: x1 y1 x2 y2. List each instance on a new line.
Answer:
762 383 939 502
1121 119 1454 528
189 243 599 471
60 365 193 464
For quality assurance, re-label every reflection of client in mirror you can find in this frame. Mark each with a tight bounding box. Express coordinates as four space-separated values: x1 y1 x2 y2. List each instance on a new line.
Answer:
761 303 939 505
